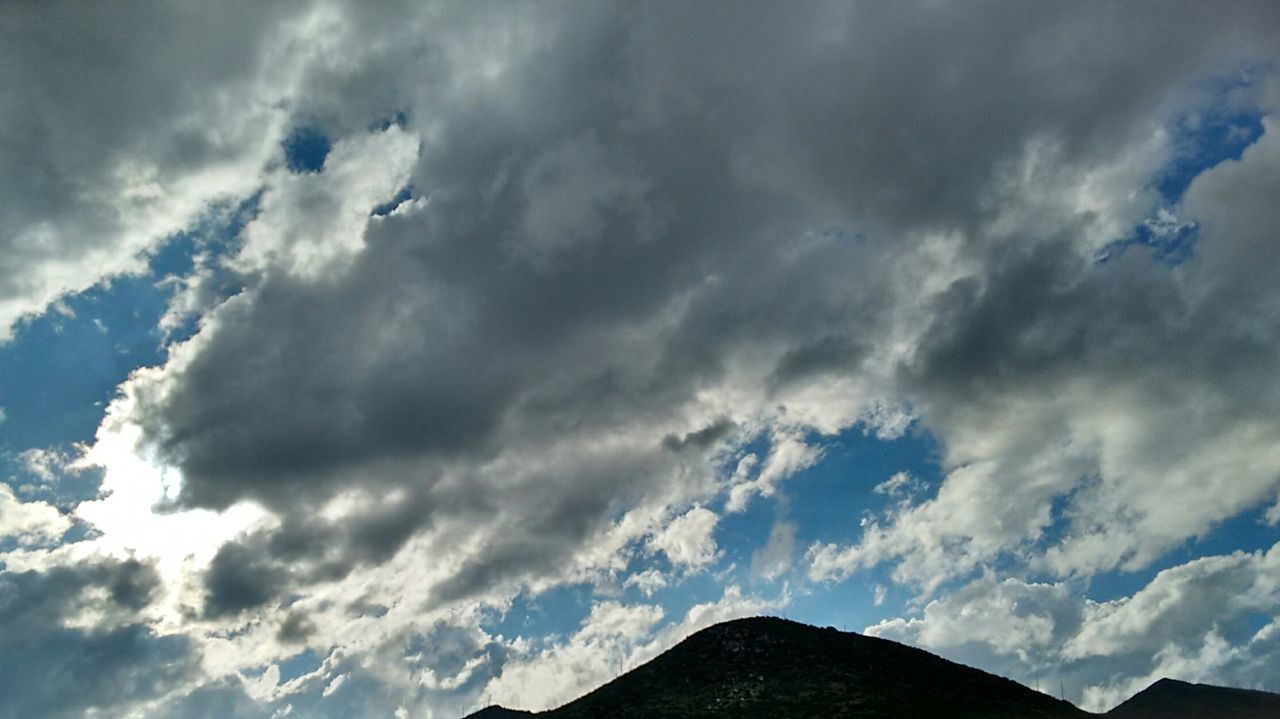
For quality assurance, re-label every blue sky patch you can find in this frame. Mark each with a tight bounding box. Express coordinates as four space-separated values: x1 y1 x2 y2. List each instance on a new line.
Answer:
1098 73 1267 266
283 128 332 174
372 185 413 217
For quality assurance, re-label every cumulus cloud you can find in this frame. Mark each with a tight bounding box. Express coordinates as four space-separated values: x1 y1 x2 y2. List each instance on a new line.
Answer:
869 576 1085 671
623 568 669 597
0 483 71 547
650 507 720 571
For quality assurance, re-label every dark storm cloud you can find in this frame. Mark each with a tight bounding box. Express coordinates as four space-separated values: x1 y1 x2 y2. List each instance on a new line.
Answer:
0 558 197 719
204 541 291 617
109 0 1280 614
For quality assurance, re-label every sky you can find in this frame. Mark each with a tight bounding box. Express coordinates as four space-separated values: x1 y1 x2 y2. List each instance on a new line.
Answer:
1 2 1280 717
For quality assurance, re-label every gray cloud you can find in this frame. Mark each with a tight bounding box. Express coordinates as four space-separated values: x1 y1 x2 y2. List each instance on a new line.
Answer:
203 541 291 618
277 610 318 644
96 0 1280 619
147 682 273 719
0 1 305 338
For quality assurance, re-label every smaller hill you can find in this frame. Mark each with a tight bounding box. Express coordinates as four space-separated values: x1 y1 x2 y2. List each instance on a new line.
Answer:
1105 677 1280 719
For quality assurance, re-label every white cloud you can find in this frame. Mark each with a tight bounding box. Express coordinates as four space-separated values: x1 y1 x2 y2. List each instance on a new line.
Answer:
482 600 665 711
869 576 1080 664
231 125 419 279
727 431 821 512
18 447 74 485
482 585 780 712
1064 546 1280 663
0 483 71 546
622 568 668 597
650 506 720 570
872 471 921 499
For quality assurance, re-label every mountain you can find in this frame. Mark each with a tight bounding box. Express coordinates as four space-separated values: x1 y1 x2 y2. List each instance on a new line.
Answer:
466 616 1089 718
465 708 535 719
464 707 535 719
465 617 1280 718
1105 677 1280 719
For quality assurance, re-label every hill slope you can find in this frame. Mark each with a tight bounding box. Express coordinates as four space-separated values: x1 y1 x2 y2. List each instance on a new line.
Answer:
1104 677 1280 719
469 616 1088 718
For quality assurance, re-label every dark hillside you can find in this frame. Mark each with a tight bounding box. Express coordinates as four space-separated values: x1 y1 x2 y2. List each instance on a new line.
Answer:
1105 677 1280 719
465 617 1280 719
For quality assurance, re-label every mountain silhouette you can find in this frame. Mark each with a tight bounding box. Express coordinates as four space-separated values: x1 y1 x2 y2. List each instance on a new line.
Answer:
1105 677 1280 719
465 707 535 719
464 617 1280 718
466 616 1089 718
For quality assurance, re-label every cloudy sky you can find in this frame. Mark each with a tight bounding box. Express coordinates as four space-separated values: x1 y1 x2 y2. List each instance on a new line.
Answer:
2 1 1280 716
